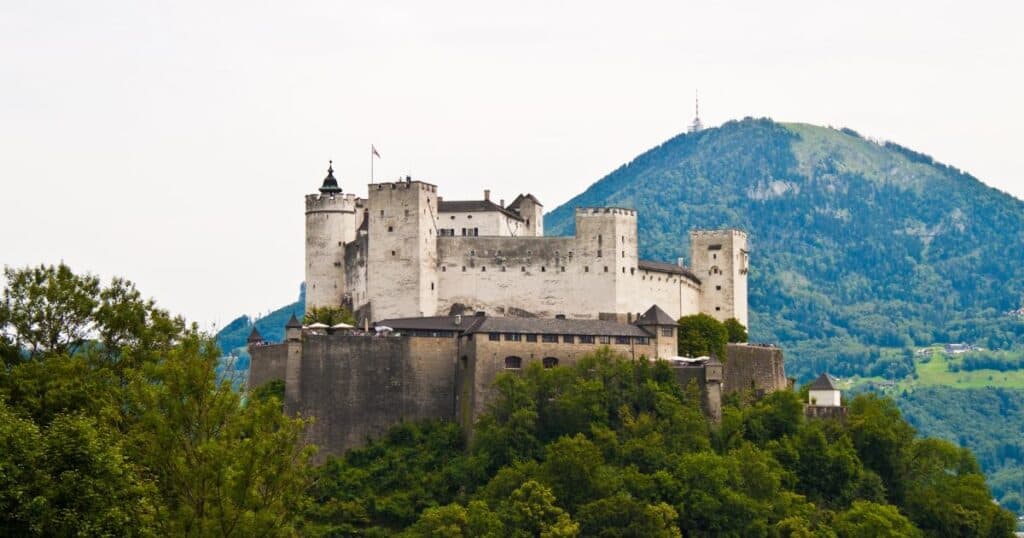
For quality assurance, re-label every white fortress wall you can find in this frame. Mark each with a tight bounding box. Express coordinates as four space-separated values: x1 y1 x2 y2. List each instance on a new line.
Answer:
435 236 614 318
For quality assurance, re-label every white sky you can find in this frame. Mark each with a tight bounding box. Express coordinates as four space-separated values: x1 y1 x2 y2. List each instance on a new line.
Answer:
2 0 1023 329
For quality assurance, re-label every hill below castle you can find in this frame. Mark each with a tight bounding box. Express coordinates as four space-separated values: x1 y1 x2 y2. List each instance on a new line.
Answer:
545 118 1024 382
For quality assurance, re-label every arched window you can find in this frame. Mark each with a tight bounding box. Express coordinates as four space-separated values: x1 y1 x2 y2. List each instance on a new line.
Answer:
504 356 522 369
542 357 559 369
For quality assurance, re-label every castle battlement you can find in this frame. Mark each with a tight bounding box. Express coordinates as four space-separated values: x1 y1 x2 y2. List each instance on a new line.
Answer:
690 229 748 238
304 193 362 213
369 179 438 193
575 207 637 217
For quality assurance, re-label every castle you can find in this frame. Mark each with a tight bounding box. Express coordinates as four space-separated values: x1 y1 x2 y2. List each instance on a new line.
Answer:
304 164 748 326
249 164 787 460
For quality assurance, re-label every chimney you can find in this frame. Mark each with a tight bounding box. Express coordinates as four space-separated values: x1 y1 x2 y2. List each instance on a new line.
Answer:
454 314 462 326
483 189 490 201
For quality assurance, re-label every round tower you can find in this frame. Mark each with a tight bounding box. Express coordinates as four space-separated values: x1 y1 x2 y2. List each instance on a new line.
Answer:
305 162 360 310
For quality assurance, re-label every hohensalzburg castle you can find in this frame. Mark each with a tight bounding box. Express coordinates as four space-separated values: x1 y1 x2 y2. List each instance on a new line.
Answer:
249 164 785 461
304 164 749 325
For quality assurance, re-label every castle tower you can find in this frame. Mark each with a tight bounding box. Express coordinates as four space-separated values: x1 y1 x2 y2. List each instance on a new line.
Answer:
574 207 639 316
366 177 440 320
305 162 361 310
636 305 677 358
507 194 544 237
689 229 748 327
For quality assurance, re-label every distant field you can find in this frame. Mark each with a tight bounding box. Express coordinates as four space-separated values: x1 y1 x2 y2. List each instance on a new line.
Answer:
845 348 1024 392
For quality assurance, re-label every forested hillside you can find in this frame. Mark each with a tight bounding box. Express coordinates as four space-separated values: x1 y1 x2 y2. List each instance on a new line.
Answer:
545 118 1024 381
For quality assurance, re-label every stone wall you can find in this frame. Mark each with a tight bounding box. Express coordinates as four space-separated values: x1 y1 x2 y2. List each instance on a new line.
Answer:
723 343 788 395
248 343 287 389
293 334 459 462
464 339 657 424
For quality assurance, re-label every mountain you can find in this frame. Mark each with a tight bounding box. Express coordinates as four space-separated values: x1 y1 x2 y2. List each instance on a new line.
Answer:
545 118 1024 381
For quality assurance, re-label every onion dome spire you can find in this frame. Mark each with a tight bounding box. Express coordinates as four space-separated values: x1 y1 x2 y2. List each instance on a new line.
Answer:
319 160 342 194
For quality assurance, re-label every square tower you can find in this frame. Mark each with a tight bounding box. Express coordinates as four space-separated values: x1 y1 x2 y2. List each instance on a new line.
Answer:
366 178 440 320
689 229 748 327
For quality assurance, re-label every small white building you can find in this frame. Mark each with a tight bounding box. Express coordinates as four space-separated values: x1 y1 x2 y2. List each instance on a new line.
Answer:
808 373 841 407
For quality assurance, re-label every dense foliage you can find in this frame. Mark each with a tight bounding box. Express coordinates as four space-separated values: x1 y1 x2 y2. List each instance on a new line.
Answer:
544 118 1024 382
0 264 312 536
304 348 1015 536
896 387 1024 515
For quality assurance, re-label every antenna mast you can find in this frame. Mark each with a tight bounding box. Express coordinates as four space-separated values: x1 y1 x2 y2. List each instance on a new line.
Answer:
689 90 703 133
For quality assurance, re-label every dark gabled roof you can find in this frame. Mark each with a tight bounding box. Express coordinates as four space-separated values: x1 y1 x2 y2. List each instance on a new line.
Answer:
319 162 342 194
809 373 838 391
285 313 302 329
375 315 485 333
507 193 543 209
636 305 676 326
438 199 524 221
247 327 263 343
467 317 650 337
638 260 701 284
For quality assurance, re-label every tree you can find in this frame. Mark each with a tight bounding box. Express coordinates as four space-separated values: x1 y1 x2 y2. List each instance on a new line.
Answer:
676 314 728 360
577 494 681 538
832 500 921 538
723 318 748 343
128 333 314 536
304 306 356 327
499 480 578 538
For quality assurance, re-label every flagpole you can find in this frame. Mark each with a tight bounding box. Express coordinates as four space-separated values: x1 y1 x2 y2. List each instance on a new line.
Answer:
370 145 374 182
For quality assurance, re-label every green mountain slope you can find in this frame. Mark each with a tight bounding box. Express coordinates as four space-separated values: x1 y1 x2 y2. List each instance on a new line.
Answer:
545 118 1024 381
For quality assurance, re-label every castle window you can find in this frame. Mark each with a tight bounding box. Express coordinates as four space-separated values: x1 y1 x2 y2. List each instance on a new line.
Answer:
716 285 721 290
715 307 721 311
615 336 630 345
473 228 479 236
561 267 565 272
527 250 532 256
598 336 611 344
430 282 434 290
380 209 384 216
526 218 531 227
505 333 521 342
525 334 537 342
621 236 624 242
541 334 558 343
391 250 396 256
462 266 466 272
404 209 409 217
501 266 507 272
488 333 500 341
467 214 473 219
635 337 649 345
460 356 468 370
563 335 575 344
708 244 722 251
470 250 475 256
604 266 609 272
542 357 558 368
630 268 635 275
579 335 595 344
713 253 717 259
622 251 625 258
622 267 625 273
338 241 343 246
521 266 526 272
504 356 522 369
597 249 602 258
481 266 486 272
541 266 546 272
388 226 393 232
661 327 674 337
497 250 502 256
584 266 589 272
442 266 446 272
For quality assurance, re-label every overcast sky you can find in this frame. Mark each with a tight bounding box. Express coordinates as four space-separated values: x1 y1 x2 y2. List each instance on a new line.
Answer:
2 0 1022 328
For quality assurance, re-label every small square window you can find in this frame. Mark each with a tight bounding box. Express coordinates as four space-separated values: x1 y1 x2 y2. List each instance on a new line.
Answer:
391 250 396 256
716 285 722 290
387 226 394 232
604 266 609 272
542 334 558 343
525 334 537 342
584 266 589 272
488 333 500 341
